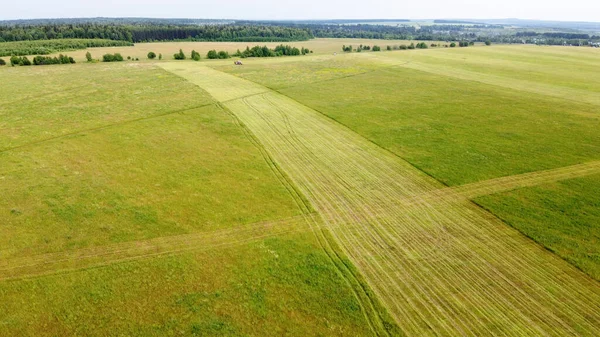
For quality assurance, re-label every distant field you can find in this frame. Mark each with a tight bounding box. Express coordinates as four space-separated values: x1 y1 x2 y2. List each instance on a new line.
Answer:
0 38 442 63
215 48 600 186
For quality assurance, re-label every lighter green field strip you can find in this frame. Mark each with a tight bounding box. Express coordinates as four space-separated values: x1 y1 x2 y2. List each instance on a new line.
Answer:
375 53 600 109
402 160 600 207
0 215 315 282
162 63 600 336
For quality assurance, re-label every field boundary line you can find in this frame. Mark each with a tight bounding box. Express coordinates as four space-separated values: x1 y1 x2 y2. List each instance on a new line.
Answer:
0 103 215 153
400 160 600 206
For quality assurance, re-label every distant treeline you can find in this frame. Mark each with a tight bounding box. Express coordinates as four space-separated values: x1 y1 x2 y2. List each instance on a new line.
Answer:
0 39 133 57
515 31 592 39
0 19 598 48
0 24 313 43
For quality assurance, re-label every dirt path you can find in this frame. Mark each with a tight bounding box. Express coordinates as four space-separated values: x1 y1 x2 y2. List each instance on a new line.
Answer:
160 63 600 336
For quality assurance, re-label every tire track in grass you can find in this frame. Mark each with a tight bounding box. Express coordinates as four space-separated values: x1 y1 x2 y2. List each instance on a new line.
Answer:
401 160 600 207
0 215 318 282
160 64 600 336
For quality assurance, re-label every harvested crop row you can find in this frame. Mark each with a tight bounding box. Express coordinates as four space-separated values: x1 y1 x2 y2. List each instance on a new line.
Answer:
162 64 600 336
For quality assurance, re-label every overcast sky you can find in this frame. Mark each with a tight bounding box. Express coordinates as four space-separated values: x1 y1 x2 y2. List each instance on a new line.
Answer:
2 0 600 22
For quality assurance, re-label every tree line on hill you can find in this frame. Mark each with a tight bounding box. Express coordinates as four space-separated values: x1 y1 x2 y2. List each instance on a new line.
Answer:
0 24 313 43
1 19 598 47
0 39 133 57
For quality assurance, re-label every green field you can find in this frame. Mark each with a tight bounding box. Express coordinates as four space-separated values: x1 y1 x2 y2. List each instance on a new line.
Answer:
1 42 600 335
0 62 388 336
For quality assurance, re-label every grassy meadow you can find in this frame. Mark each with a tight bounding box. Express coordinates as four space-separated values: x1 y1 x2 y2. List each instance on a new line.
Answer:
0 61 381 335
1 41 600 335
211 44 600 287
475 174 600 280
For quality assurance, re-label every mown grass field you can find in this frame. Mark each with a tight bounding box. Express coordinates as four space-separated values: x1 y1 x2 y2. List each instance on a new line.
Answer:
164 62 600 335
1 42 600 335
0 62 382 336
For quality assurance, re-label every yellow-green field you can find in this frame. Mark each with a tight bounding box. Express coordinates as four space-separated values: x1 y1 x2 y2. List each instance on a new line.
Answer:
0 38 447 64
1 42 600 336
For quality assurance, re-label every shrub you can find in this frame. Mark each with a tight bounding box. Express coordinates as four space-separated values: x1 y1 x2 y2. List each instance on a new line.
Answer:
191 50 201 61
342 45 352 52
372 45 381 51
10 55 32 66
399 44 408 50
450 42 457 47
485 41 492 46
173 49 186 60
102 53 124 62
416 42 428 49
158 53 162 60
408 43 415 50
207 50 218 59
386 45 392 51
217 51 229 59
0 58 5 66
85 51 92 62
147 51 156 59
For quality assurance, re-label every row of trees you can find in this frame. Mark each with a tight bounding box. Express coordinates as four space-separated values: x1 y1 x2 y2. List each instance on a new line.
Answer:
230 45 311 58
32 54 75 65
9 54 75 66
0 38 133 57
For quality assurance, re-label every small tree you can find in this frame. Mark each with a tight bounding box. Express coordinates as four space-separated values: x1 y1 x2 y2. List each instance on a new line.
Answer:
85 52 92 62
191 50 201 61
217 50 230 59
148 51 157 59
159 53 162 60
173 49 186 60
207 50 218 59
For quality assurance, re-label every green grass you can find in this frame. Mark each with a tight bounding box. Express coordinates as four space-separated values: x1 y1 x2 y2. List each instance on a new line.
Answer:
0 63 213 150
0 104 300 258
475 174 600 281
163 63 600 335
0 231 374 336
0 62 376 335
272 65 600 186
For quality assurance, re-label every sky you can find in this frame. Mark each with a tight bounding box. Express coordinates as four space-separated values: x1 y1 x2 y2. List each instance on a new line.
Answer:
2 0 600 22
